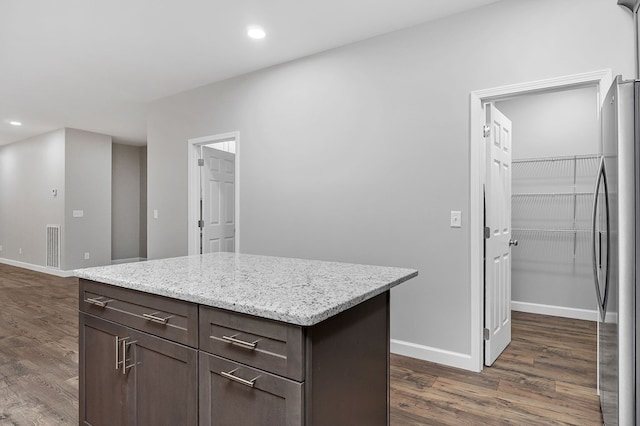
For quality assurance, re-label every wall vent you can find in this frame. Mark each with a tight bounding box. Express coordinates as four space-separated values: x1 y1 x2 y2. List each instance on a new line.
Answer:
46 225 61 269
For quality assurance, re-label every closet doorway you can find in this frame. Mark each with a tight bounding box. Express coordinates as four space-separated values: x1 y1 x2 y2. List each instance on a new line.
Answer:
495 90 601 323
187 132 241 255
469 70 612 372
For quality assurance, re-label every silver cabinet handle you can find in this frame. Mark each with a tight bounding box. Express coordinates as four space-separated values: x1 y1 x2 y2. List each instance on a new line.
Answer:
121 338 137 375
86 297 113 307
142 312 173 325
115 336 137 374
115 336 121 370
509 239 518 247
221 334 258 350
220 368 260 388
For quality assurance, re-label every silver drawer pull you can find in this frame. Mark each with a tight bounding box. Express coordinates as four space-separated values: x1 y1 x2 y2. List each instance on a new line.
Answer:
220 368 260 388
221 334 258 349
142 312 173 325
86 297 113 308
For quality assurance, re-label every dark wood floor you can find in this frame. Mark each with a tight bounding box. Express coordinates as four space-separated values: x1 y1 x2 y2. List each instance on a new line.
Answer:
390 311 602 425
0 264 78 424
0 263 601 425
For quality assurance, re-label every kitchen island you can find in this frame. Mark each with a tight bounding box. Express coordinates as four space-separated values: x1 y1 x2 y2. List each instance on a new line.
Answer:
75 252 418 425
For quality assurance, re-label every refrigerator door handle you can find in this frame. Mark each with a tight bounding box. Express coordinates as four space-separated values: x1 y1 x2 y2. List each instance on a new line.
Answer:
591 155 611 321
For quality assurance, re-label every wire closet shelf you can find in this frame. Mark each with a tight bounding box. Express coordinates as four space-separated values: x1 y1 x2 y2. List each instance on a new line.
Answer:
511 154 600 263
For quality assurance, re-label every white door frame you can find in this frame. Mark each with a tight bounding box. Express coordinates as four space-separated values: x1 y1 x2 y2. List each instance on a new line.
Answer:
187 131 241 255
468 69 612 372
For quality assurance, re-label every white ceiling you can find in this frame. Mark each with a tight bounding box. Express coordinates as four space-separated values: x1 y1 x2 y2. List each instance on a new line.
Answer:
0 0 498 146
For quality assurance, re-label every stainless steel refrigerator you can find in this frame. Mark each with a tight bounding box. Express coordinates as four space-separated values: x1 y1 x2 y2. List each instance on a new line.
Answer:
594 75 638 425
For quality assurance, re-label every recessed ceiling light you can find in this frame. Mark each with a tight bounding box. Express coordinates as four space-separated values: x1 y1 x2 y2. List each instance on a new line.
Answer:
247 26 266 40
9 121 22 126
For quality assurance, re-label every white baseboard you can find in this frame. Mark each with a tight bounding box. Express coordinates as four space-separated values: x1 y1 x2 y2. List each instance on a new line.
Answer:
112 257 147 265
0 257 74 278
391 339 476 371
511 300 598 321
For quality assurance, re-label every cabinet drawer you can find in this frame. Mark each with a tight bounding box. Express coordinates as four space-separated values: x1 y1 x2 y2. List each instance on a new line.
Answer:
199 352 303 426
79 279 198 347
199 306 304 381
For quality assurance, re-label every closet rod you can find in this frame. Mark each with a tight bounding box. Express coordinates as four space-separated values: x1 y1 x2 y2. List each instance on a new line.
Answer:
512 228 591 233
512 191 592 197
512 154 600 164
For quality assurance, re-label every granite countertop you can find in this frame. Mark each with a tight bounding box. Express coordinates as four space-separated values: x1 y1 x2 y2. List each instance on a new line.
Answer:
74 252 418 326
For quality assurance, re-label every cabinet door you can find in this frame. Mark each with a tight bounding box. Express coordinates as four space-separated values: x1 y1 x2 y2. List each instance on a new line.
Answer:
79 313 131 426
199 352 303 426
130 328 198 425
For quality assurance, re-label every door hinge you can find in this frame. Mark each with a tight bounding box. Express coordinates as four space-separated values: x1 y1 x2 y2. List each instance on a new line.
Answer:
198 158 205 167
483 328 490 340
198 220 204 229
484 227 490 239
483 125 491 138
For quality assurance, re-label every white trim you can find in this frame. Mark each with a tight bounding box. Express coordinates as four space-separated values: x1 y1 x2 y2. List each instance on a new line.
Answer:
0 257 74 278
511 301 598 322
390 339 475 371
187 132 241 256
469 69 612 372
111 257 147 265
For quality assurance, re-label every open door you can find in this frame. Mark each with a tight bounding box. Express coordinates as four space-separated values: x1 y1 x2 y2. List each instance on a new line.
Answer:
484 103 513 366
201 145 236 253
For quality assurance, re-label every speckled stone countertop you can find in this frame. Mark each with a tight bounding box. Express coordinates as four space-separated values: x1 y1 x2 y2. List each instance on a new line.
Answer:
75 252 418 326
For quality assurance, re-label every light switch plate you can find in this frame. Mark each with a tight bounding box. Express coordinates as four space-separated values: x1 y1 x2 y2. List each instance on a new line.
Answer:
73 210 84 218
450 211 462 228
153 209 159 219
84 252 90 260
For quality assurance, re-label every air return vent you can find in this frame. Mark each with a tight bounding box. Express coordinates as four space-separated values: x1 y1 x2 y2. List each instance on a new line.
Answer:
46 225 60 269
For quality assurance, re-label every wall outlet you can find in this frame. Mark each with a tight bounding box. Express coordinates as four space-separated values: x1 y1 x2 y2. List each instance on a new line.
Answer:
450 211 462 228
84 252 90 260
73 210 84 218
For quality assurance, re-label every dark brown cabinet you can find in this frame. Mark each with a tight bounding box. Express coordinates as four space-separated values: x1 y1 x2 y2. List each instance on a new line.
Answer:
80 313 130 425
79 313 198 425
79 279 391 425
79 277 199 426
127 327 198 425
199 352 303 425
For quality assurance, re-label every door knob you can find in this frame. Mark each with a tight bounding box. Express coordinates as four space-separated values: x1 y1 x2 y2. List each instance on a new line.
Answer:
509 239 518 247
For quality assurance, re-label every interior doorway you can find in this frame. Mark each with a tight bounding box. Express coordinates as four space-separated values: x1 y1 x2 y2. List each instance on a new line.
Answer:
469 70 612 372
187 132 240 255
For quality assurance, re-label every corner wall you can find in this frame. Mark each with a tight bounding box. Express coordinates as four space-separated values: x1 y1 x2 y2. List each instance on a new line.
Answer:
64 129 112 270
147 0 633 366
0 130 65 268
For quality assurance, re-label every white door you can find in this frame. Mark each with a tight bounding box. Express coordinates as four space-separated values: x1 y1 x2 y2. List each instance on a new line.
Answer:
484 103 512 366
201 145 235 253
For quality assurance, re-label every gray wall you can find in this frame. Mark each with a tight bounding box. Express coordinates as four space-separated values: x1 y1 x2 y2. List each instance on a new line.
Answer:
64 128 112 270
0 129 66 267
497 87 600 158
0 128 112 271
147 0 633 359
496 87 600 313
112 143 146 261
140 147 148 259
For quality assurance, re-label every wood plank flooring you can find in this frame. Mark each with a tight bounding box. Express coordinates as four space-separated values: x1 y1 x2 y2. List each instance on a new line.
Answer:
0 263 601 425
0 264 78 425
391 311 602 425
